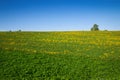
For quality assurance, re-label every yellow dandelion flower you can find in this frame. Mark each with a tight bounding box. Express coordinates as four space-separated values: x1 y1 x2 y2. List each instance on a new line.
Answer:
103 53 109 58
5 47 9 50
33 50 37 53
10 42 15 45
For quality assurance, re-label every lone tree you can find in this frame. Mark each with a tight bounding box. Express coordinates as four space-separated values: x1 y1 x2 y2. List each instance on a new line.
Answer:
18 29 21 32
9 30 12 32
91 24 99 31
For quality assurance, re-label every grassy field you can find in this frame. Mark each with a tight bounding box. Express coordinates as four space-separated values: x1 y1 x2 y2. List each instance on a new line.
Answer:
0 31 120 80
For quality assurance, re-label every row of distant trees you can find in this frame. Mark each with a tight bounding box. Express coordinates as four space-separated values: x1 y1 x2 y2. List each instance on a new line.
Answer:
9 24 107 32
9 29 21 32
91 24 108 31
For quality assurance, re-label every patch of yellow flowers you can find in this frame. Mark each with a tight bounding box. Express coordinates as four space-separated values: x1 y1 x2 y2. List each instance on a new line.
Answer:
0 31 120 57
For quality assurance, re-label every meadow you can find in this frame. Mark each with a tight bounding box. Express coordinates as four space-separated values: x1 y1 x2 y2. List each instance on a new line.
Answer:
0 31 120 80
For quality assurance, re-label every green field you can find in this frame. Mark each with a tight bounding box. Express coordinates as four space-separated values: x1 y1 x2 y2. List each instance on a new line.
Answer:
0 31 120 80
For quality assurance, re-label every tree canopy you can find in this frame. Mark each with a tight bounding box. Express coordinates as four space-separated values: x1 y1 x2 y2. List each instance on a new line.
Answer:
91 24 99 31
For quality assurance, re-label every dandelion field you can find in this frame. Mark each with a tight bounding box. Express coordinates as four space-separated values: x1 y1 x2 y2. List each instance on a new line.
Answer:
0 31 120 80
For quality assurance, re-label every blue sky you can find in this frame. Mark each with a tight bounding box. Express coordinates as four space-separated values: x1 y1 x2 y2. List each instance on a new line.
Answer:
0 0 120 31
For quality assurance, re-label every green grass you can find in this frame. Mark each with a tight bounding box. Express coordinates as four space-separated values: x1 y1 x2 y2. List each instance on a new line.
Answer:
0 31 120 80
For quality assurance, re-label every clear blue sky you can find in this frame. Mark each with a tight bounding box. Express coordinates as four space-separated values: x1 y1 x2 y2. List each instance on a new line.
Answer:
0 0 120 31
